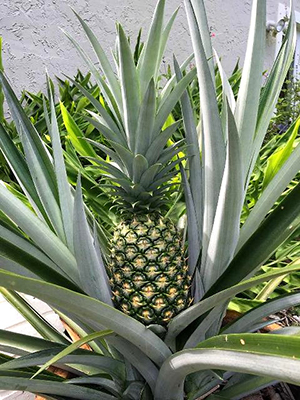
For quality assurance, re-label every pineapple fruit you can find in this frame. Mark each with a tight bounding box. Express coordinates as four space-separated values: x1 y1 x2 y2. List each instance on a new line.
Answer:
110 214 191 325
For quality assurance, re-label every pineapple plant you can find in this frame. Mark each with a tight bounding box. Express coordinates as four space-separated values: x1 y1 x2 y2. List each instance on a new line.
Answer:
62 4 198 325
2 1 300 399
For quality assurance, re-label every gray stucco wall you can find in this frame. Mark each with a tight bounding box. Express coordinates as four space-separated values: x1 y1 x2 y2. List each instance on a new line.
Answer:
0 0 299 95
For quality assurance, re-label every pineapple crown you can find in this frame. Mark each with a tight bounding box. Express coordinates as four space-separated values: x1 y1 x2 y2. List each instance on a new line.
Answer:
64 0 196 213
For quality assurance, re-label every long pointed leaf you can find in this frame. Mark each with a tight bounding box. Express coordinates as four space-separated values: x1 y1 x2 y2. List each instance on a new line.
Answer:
49 89 74 251
60 103 97 158
234 0 266 181
85 111 127 147
202 101 243 291
180 165 201 277
189 0 214 80
184 0 225 255
146 122 181 165
0 72 57 199
62 31 122 126
135 78 156 154
174 57 202 243
0 124 48 221
0 329 65 354
238 126 300 252
73 9 122 109
214 49 235 111
73 178 113 305
21 131 66 242
66 76 123 135
159 53 194 104
108 335 159 393
210 180 300 295
156 8 179 80
0 376 116 400
0 183 79 285
0 222 64 277
153 68 196 136
118 24 140 150
263 118 300 189
137 0 165 97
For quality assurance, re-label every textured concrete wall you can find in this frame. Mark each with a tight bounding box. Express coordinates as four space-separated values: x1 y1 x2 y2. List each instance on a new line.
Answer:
0 0 299 94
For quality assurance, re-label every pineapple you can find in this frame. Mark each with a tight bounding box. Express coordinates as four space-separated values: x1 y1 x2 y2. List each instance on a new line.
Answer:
70 1 196 325
110 214 191 325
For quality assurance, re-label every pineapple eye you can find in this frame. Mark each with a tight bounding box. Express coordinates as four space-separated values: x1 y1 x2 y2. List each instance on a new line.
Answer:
155 274 169 289
125 245 138 260
125 231 138 243
175 255 182 266
137 237 152 250
121 265 132 276
162 309 173 322
133 255 147 269
165 264 176 276
167 244 177 256
164 231 173 242
158 254 170 267
131 295 143 308
140 308 154 321
112 289 121 300
142 310 150 319
114 273 122 283
153 296 167 310
166 220 176 233
141 284 156 298
148 227 160 240
167 286 178 299
115 237 125 249
145 247 159 261
174 235 181 246
114 253 125 266
132 273 146 287
113 231 121 240
135 224 148 236
158 219 167 229
122 281 133 295
145 264 159 277
155 239 165 251
120 226 130 236
176 297 186 310
145 215 154 226
188 297 194 306
130 218 139 228
121 303 130 314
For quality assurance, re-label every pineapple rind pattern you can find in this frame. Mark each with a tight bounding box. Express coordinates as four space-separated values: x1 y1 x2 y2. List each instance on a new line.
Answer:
109 214 191 325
